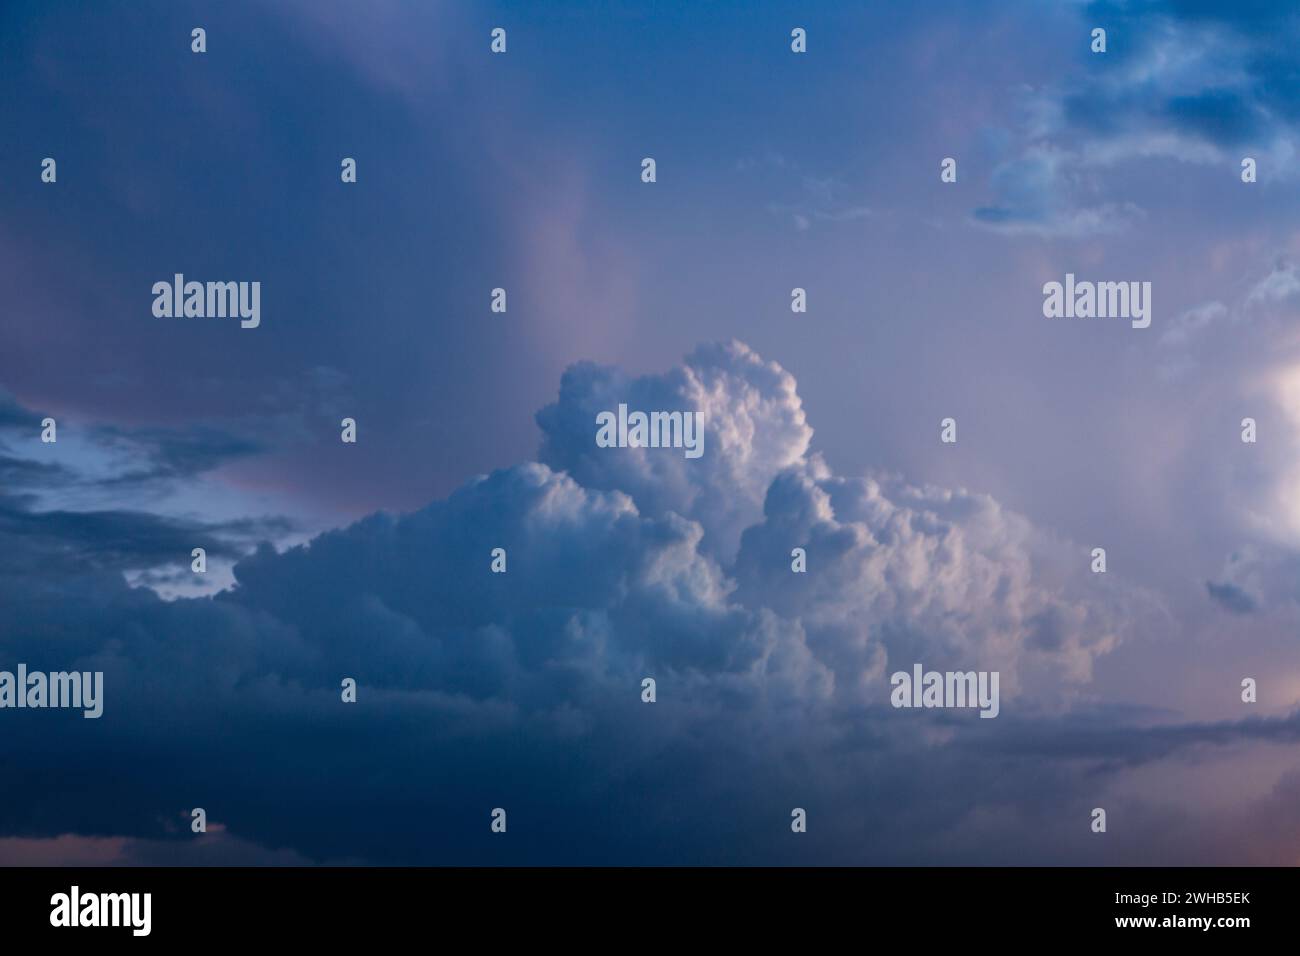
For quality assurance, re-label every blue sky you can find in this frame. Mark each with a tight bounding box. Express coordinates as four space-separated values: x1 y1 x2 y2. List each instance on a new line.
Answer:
3 0 1300 864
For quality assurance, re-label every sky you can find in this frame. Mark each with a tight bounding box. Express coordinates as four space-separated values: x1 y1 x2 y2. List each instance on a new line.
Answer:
2 0 1300 864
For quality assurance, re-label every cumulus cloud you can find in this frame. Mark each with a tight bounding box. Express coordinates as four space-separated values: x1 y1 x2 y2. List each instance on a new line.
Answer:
534 340 1124 693
0 341 1277 865
734 459 1122 697
536 341 813 560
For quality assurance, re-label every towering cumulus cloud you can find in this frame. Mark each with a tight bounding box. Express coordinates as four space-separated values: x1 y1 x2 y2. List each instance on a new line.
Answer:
0 342 1215 866
536 342 813 560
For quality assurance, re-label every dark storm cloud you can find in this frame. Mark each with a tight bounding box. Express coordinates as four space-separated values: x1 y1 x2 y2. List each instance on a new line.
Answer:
1206 579 1259 614
1082 0 1300 146
0 501 267 576
0 390 291 577
974 0 1300 234
1200 545 1300 617
0 455 72 489
972 707 1300 766
0 392 265 490
0 391 37 429
88 426 264 487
